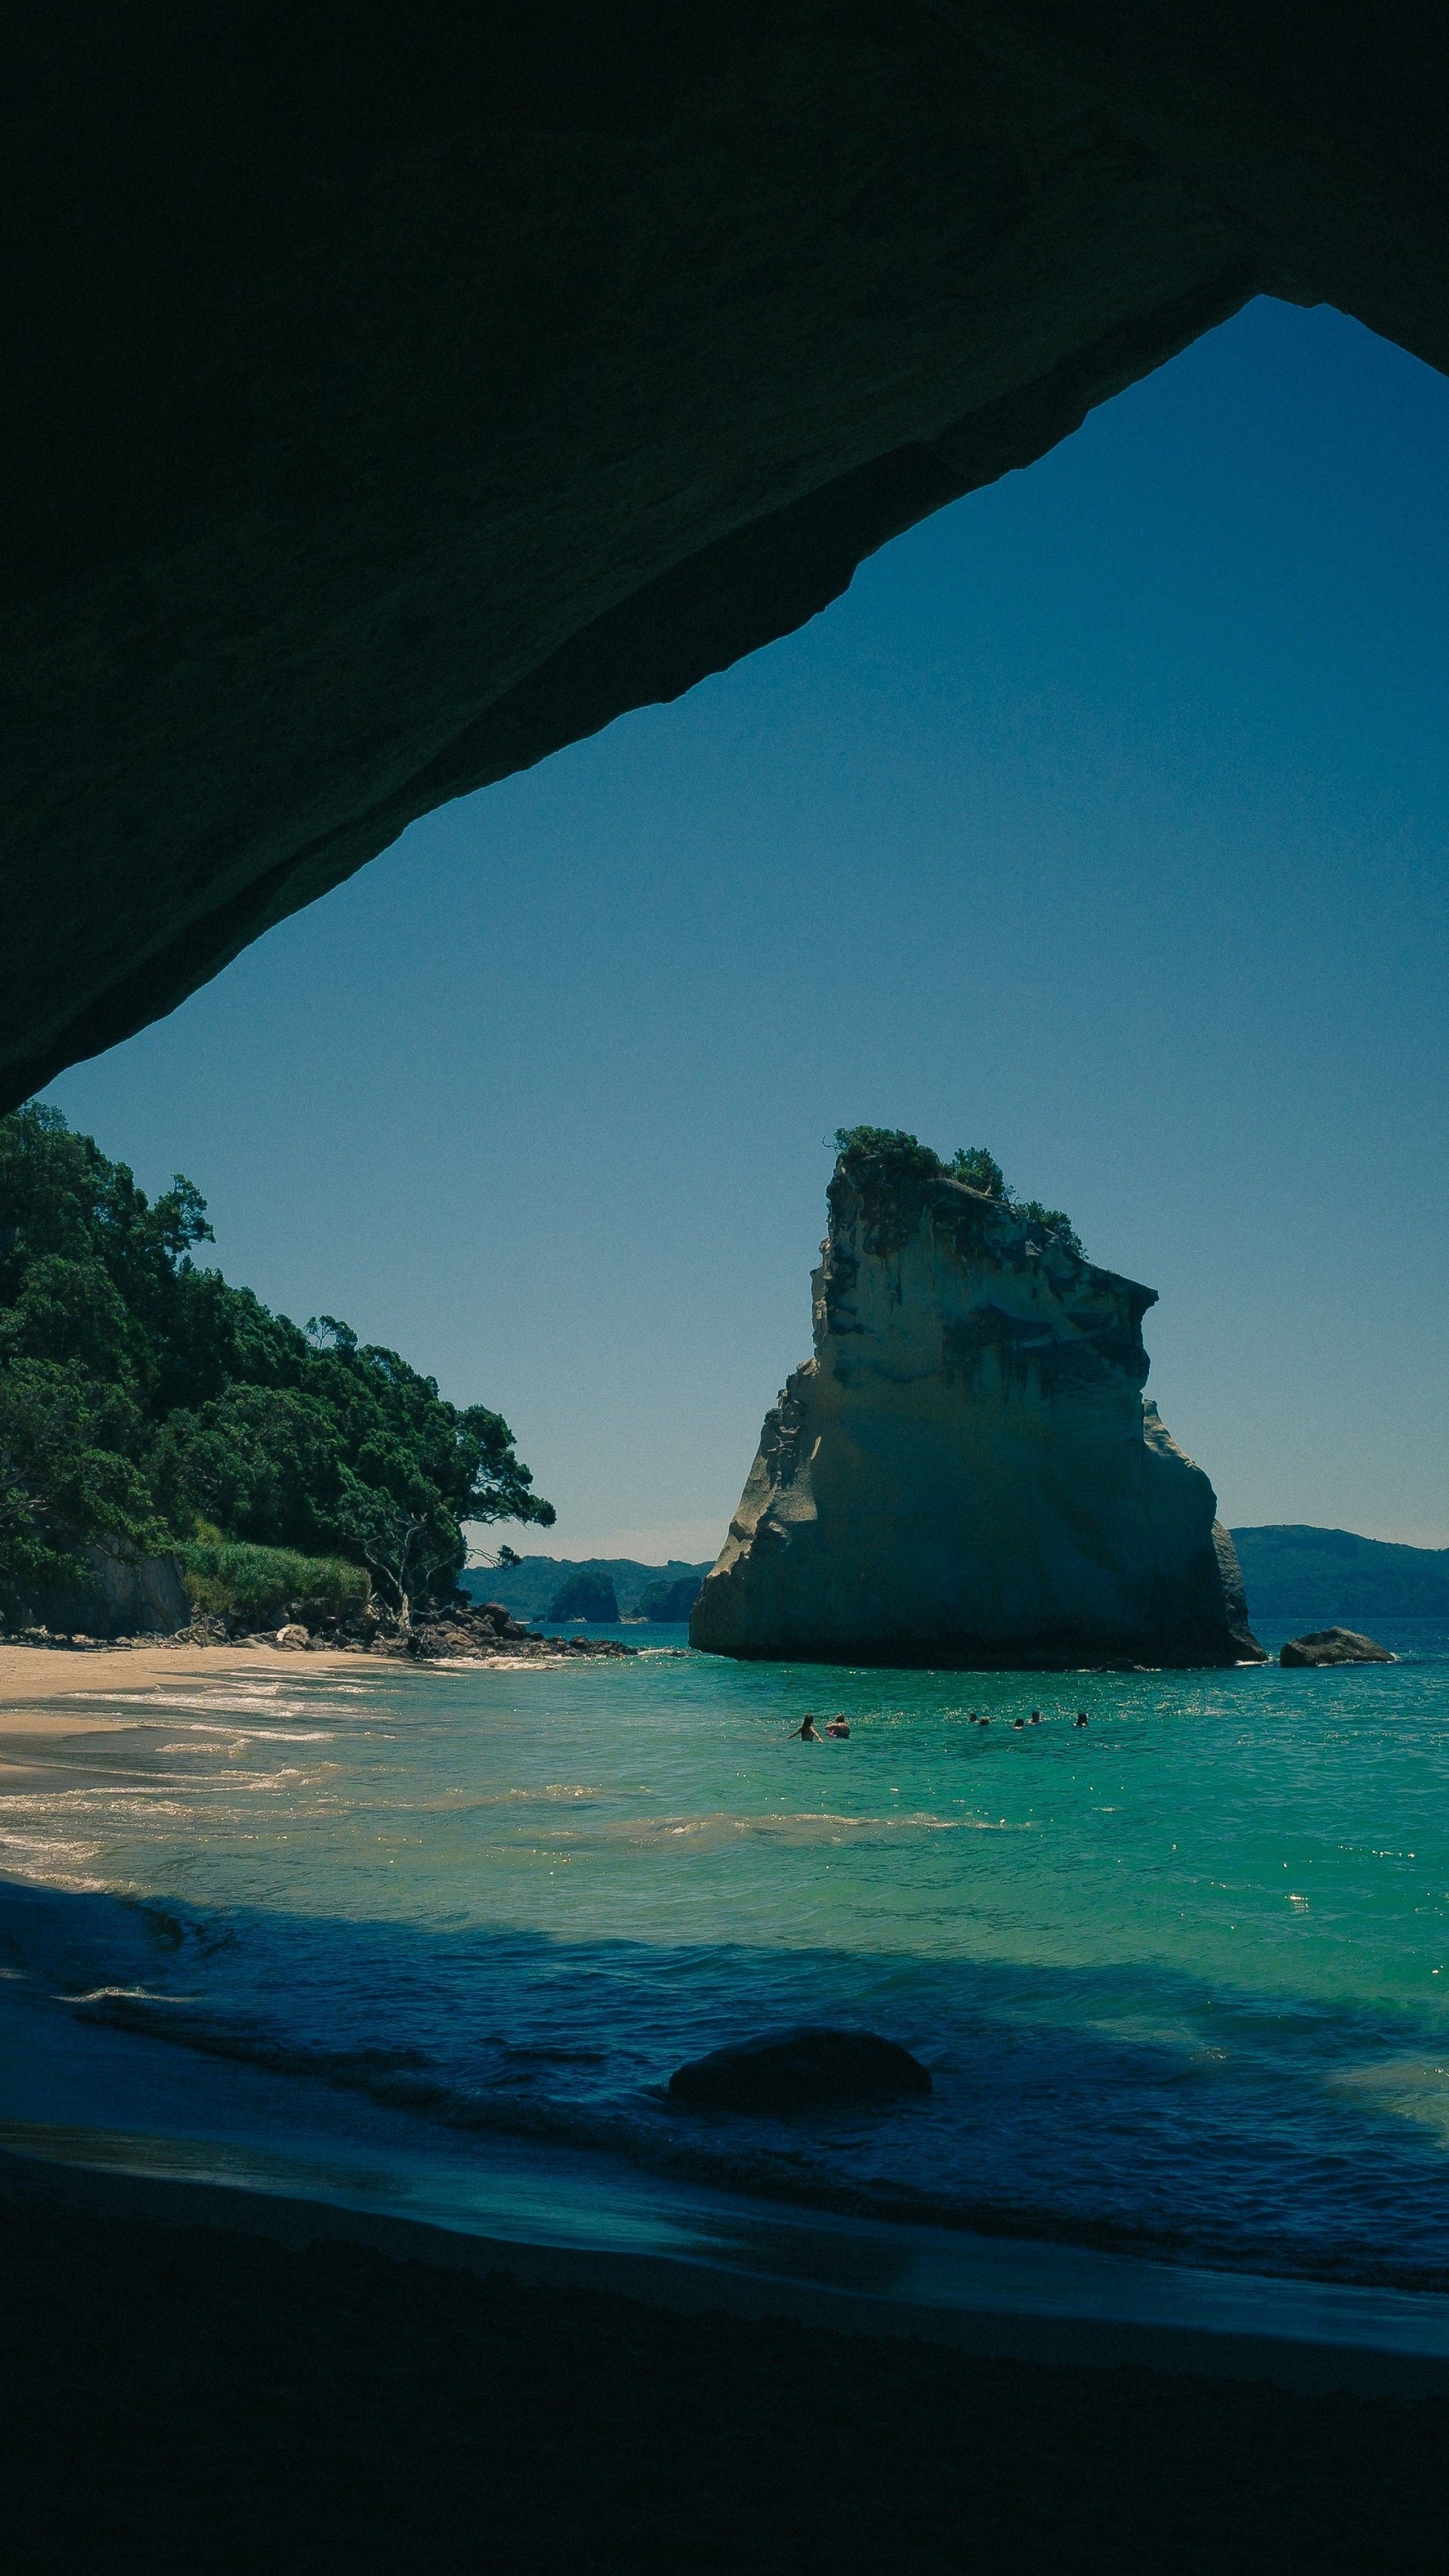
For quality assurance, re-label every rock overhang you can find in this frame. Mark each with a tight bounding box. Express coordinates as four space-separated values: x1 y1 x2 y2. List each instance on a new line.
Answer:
3 2 1447 1103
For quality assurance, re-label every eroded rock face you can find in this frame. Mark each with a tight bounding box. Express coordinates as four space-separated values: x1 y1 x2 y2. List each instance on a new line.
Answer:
30 1542 191 1640
3 6 1448 1104
1280 1627 1395 1666
692 1151 1263 1669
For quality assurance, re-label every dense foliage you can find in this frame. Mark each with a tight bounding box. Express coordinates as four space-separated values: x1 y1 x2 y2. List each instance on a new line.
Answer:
179 1536 371 1631
0 1108 553 1624
833 1128 1085 1257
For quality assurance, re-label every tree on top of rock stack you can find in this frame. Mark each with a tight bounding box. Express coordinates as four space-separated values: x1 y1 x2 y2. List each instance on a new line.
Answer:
547 1569 621 1623
834 1128 1086 1257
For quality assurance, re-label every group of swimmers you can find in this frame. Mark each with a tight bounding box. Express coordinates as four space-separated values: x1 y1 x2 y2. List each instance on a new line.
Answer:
790 1707 1089 1739
969 1709 1090 1729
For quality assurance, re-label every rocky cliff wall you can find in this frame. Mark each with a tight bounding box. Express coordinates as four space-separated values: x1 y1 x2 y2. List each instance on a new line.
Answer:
692 1152 1261 1668
30 1541 191 1640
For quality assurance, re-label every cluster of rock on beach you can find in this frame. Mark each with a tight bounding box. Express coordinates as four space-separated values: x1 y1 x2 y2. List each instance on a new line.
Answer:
380 1599 633 1662
2 1597 633 1662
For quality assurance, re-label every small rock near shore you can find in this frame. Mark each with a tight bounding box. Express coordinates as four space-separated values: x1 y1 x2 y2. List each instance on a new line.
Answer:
668 2027 932 2111
1280 1626 1396 1667
275 1622 311 1650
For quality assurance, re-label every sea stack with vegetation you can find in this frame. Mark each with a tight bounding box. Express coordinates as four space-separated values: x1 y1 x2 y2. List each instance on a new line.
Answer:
692 1130 1263 1670
0 1107 569 1650
547 1569 621 1624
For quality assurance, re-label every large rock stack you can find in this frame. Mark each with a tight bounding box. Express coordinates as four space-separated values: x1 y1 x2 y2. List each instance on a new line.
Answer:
692 1142 1261 1671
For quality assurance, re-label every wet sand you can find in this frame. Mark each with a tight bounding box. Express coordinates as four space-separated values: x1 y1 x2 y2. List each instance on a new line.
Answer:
0 1638 596 1724
0 1639 375 1718
3 2147 1448 2575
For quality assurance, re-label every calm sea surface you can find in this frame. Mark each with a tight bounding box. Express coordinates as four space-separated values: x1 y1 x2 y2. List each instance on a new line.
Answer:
5 1621 1449 2294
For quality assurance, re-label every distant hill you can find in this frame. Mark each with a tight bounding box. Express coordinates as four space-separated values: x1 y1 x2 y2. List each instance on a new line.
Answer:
1231 1526 1449 1621
470 1532 1449 1630
547 1569 620 1623
461 1556 712 1623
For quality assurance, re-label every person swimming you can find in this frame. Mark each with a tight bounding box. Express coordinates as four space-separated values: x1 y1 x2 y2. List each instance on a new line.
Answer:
1075 1712 1089 1727
826 1714 850 1738
1012 1715 1025 1729
791 1713 822 1741
1029 1710 1042 1723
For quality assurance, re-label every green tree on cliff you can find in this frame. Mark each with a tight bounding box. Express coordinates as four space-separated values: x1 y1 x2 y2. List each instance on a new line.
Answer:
948 1144 1006 1198
833 1126 1085 1258
0 1106 554 1621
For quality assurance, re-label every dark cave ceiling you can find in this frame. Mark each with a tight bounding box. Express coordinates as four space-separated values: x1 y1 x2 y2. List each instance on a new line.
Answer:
3 3 1446 1106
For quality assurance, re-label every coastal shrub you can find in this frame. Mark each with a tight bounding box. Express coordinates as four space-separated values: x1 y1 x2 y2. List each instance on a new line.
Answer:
833 1126 1085 1258
180 1537 370 1629
1009 1197 1085 1258
949 1144 1007 1198
0 1106 555 1624
833 1126 943 1183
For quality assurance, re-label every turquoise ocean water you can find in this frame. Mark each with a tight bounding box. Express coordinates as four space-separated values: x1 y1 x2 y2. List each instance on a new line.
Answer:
5 1622 1449 2315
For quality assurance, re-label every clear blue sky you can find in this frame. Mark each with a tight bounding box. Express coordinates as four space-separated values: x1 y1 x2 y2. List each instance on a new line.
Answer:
48 298 1449 1560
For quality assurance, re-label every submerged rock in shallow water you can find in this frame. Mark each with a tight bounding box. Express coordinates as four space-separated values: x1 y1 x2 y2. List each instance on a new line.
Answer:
1281 1627 1396 1667
668 2027 932 2111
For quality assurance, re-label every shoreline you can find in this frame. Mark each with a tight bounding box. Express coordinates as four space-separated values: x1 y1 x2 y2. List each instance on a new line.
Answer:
0 1638 388 1714
5 1648 1449 2424
5 2138 1449 2399
7 2159 1449 2576
7 1886 1449 2373
7 1997 1449 2396
0 1636 584 1709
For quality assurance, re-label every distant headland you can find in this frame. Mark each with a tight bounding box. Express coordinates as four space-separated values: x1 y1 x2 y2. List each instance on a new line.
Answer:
462 1558 710 1625
692 1129 1262 1671
1229 1526 1449 1623
481 1531 1449 1643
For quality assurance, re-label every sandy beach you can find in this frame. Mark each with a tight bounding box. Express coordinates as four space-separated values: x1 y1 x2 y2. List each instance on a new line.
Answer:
0 1639 382 1715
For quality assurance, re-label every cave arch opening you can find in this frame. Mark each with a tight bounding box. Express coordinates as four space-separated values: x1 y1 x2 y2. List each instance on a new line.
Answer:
39 292 1449 1565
